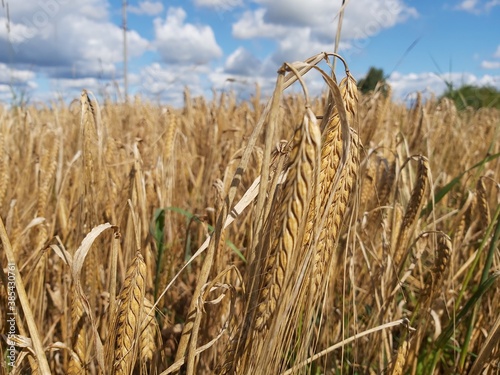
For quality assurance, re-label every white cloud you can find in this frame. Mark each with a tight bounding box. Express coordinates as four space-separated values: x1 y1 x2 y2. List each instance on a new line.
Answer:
0 63 37 104
0 0 149 79
233 0 417 69
234 0 417 40
456 0 479 11
480 45 500 70
481 61 500 69
233 9 289 39
153 7 222 64
224 47 262 75
0 63 36 84
136 62 211 105
0 62 37 103
129 1 164 16
485 0 500 11
495 45 500 58
455 0 500 13
388 71 500 101
194 0 243 10
51 77 102 92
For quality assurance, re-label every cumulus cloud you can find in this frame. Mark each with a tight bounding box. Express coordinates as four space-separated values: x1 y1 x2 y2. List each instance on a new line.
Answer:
194 0 243 10
388 71 500 101
234 0 417 40
0 62 37 103
233 0 417 70
224 47 262 75
153 7 222 64
0 0 148 79
129 1 164 16
0 63 37 104
480 45 500 70
135 62 211 105
456 0 479 11
0 62 36 84
455 0 500 13
481 61 500 69
233 9 289 39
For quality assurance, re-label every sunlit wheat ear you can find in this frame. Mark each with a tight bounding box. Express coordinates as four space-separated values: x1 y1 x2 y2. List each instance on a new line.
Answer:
35 134 60 250
302 111 341 271
340 72 359 126
111 251 146 375
378 158 396 207
68 285 87 375
389 339 409 375
0 132 9 207
394 156 429 268
362 156 396 230
409 92 423 150
310 127 360 298
476 177 490 229
80 90 101 305
304 71 360 298
453 190 474 248
37 133 59 216
139 297 160 367
254 106 321 331
421 233 452 302
359 155 378 210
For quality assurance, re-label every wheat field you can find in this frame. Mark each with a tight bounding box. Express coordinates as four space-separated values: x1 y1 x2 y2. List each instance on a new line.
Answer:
0 53 499 374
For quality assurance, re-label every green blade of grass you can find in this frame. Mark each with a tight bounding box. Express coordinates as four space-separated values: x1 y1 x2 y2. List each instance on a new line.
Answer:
425 270 499 373
436 270 499 349
165 206 246 262
151 208 165 302
421 152 500 217
459 208 500 370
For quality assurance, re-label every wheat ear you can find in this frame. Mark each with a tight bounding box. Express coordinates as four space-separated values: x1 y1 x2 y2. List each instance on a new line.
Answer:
111 251 146 375
394 156 429 269
254 106 321 331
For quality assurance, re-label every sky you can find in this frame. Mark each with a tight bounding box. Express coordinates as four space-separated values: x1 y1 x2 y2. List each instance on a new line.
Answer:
0 0 499 106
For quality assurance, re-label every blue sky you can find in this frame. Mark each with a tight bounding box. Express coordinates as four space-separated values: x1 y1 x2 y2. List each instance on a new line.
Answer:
0 0 499 105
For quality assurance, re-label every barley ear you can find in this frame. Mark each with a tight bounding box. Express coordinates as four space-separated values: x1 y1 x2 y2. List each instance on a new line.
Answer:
394 156 429 269
421 233 452 302
254 105 321 331
476 177 490 229
389 339 409 375
68 291 87 375
111 251 146 375
139 297 160 367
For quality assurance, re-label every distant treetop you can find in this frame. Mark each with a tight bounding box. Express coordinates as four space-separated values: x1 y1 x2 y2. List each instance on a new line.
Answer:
357 67 387 95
